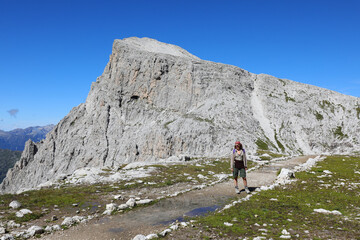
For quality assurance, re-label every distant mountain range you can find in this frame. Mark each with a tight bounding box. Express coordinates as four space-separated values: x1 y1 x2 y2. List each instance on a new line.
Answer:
0 125 54 151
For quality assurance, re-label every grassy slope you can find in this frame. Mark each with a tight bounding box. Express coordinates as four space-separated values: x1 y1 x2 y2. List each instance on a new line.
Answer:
188 155 360 240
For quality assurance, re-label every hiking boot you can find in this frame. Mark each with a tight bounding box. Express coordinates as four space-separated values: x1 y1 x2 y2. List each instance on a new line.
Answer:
245 187 250 194
235 186 240 194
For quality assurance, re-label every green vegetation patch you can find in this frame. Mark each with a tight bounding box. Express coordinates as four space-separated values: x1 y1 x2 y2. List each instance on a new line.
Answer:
274 131 285 152
284 91 295 103
333 126 348 140
256 150 287 160
315 111 324 121
255 139 269 150
183 113 214 125
319 100 335 113
194 155 360 239
356 106 360 119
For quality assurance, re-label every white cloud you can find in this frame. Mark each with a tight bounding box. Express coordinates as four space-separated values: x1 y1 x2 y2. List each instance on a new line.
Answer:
7 109 19 117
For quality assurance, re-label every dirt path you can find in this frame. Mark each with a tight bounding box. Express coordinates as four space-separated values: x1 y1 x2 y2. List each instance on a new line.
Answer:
41 155 315 240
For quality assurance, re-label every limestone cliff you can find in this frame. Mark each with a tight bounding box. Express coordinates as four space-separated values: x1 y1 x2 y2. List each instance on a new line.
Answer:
1 37 359 194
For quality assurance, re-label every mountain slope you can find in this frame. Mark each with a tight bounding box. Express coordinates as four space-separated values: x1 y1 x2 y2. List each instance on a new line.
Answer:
1 37 359 194
0 149 22 183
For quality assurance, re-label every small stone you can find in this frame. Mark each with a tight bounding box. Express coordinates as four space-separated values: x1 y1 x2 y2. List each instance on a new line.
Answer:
106 203 118 211
126 198 136 208
159 229 171 237
132 234 146 240
52 225 61 231
113 195 123 200
117 204 128 210
6 221 20 229
135 199 153 205
44 226 52 232
0 226 6 234
146 233 158 239
26 226 44 236
0 234 14 240
9 201 21 209
51 215 58 221
61 217 75 226
15 209 32 218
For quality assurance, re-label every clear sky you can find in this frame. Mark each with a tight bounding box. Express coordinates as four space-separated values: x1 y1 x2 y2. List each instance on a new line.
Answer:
1 0 359 131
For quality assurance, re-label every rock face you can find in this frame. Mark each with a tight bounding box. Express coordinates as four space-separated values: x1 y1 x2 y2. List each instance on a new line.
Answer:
1 37 359 194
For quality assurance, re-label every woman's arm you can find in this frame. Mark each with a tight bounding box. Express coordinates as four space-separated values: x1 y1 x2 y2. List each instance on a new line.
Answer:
243 149 247 168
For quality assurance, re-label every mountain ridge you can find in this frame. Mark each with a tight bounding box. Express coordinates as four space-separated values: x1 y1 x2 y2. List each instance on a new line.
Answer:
0 125 54 151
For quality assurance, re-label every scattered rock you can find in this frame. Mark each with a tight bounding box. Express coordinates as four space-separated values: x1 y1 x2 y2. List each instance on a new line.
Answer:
132 234 146 240
118 204 129 210
51 215 58 221
0 234 14 240
126 198 136 208
314 208 342 215
146 233 158 239
52 225 62 231
9 201 21 209
44 226 53 232
280 229 291 239
15 209 32 218
6 221 20 229
169 224 179 230
0 226 6 234
103 203 118 215
135 199 153 205
72 216 85 223
61 217 76 226
159 229 171 237
224 222 233 227
26 225 44 236
113 194 123 200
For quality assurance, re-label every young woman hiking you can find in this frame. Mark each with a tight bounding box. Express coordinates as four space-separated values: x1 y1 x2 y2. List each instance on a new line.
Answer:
230 141 250 194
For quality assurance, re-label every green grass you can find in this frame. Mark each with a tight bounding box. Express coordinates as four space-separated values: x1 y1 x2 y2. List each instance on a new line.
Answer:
356 106 360 119
256 150 287 160
194 155 360 239
333 126 348 140
315 111 324 121
319 100 335 113
274 131 285 152
255 139 269 150
284 91 295 102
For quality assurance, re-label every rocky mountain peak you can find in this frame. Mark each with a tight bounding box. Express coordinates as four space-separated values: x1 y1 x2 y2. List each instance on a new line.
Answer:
119 37 200 60
1 37 359 194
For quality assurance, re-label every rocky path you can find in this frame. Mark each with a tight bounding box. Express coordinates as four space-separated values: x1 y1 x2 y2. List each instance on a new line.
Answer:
41 155 315 240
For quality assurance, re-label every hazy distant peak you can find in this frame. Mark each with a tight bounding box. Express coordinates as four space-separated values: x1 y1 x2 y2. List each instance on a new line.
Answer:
116 37 200 60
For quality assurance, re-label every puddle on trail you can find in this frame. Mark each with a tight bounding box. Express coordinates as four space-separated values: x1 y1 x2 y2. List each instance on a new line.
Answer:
156 205 220 225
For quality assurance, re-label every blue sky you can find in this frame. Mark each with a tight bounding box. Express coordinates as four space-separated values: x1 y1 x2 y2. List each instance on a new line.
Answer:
1 0 359 131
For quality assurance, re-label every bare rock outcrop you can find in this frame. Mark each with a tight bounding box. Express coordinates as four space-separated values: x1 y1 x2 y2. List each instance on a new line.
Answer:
1 37 359 194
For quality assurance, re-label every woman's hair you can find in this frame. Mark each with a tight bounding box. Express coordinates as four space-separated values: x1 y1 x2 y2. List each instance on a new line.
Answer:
234 143 243 150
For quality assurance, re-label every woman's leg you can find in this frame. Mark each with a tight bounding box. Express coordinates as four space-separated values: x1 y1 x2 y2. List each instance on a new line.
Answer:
242 177 247 187
234 177 238 187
